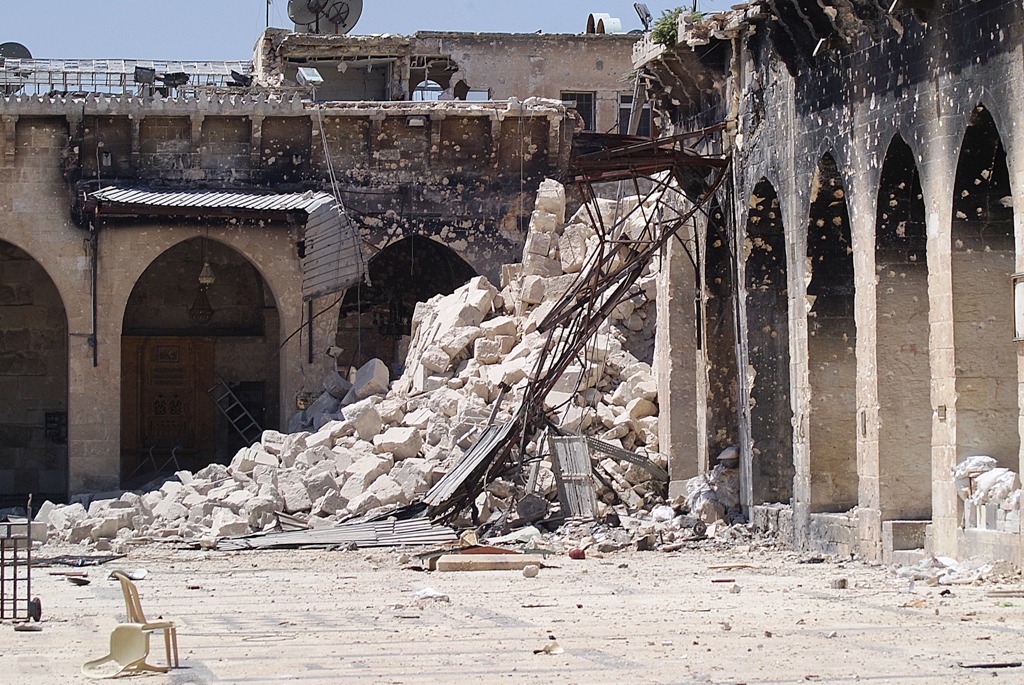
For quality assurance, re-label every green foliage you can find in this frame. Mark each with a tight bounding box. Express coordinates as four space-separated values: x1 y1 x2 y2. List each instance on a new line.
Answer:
650 7 684 47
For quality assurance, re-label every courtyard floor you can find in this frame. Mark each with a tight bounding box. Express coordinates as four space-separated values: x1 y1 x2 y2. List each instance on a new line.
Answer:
3 541 1023 684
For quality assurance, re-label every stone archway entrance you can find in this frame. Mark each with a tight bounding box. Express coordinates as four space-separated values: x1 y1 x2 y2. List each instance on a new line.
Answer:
121 238 280 484
336 235 477 376
0 240 68 507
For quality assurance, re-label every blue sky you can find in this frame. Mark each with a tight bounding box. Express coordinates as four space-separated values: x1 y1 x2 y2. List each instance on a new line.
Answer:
2 1 731 61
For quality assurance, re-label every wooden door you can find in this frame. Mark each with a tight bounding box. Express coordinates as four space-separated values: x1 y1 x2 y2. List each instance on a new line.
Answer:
121 337 215 479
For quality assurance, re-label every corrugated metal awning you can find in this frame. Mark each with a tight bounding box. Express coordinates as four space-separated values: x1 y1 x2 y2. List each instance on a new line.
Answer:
89 186 335 213
87 186 366 302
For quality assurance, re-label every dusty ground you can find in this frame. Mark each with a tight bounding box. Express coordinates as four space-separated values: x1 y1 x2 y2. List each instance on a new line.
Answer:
3 540 1023 684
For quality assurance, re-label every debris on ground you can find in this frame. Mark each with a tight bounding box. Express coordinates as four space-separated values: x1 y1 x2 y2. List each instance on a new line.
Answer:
892 555 1020 585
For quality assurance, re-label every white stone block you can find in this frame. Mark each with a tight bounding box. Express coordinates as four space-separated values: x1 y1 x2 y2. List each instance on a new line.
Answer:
345 491 381 516
279 433 309 468
522 253 563 278
529 209 559 234
352 358 390 400
474 337 503 364
243 496 280 529
296 445 335 467
559 224 589 273
304 470 338 502
229 447 257 474
378 398 407 425
342 455 393 498
391 459 431 499
519 275 545 305
278 475 313 514
626 397 657 420
481 315 518 339
374 427 424 459
152 499 187 522
403 406 434 429
210 508 250 538
421 345 451 373
223 489 253 514
252 449 279 468
439 326 483 357
501 263 523 288
534 178 566 225
312 489 347 517
369 475 409 508
260 430 288 450
466 276 498 313
524 231 553 256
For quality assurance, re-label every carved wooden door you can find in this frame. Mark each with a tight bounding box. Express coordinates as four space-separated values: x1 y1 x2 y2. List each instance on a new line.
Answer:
121 336 214 478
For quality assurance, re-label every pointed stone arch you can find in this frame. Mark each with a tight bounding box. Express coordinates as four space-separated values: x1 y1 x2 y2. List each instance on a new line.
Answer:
704 199 738 462
744 178 794 503
875 133 932 521
806 152 858 513
951 104 1018 477
120 237 281 483
336 235 478 375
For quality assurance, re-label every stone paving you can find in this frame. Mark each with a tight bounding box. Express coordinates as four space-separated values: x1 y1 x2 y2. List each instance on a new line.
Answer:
4 542 1023 684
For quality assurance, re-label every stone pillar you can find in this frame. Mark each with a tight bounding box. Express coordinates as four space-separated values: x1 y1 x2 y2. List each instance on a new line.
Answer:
846 142 882 561
656 218 699 497
786 178 813 549
920 111 958 558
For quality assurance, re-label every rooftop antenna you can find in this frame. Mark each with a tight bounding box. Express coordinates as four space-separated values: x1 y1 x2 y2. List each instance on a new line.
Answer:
289 0 362 34
634 3 653 31
0 42 31 59
0 43 32 96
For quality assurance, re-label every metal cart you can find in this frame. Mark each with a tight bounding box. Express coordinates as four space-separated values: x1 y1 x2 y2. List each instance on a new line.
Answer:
1 497 41 622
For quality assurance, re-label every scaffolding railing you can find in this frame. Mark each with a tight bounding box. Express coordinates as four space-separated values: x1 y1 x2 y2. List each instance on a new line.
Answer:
0 58 255 97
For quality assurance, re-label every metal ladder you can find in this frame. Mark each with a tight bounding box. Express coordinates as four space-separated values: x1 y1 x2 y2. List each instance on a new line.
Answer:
205 374 263 445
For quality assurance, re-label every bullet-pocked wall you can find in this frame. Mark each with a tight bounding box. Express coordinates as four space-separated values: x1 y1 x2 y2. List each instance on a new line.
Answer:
806 153 857 514
636 0 1024 560
951 105 1018 472
0 240 68 508
704 200 738 462
875 134 931 521
743 179 793 505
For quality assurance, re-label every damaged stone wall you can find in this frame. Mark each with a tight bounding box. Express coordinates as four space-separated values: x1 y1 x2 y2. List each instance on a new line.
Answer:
636 0 1024 562
255 29 639 133
0 89 575 499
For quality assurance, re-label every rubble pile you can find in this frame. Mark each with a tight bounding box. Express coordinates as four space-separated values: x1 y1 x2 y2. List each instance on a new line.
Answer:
35 179 725 550
893 555 1019 585
954 456 1021 532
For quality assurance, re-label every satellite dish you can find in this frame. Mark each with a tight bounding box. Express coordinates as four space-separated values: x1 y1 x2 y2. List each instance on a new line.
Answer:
324 0 362 34
287 0 318 26
0 42 32 60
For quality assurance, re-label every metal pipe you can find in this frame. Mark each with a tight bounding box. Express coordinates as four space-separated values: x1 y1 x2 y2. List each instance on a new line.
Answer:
90 219 98 368
307 299 314 365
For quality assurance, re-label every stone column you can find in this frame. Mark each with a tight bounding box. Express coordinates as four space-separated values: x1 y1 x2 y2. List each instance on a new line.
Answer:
846 141 882 561
920 108 958 558
656 218 699 497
